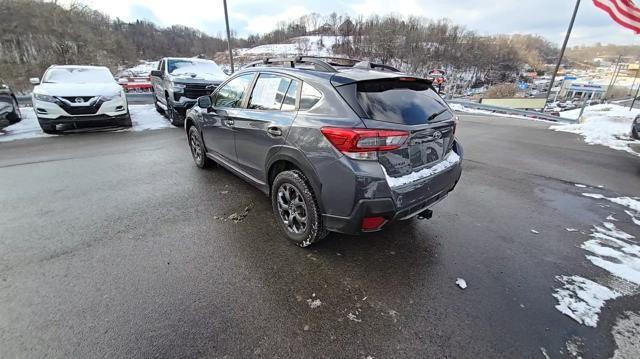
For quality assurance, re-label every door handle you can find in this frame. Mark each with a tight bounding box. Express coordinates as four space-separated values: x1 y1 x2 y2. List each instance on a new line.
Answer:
267 126 283 137
224 119 234 127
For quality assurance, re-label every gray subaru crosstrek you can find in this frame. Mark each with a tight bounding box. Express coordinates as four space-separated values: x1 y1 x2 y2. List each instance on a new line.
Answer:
184 57 463 247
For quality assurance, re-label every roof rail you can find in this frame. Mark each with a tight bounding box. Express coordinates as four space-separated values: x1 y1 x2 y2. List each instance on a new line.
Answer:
242 56 338 72
241 56 402 73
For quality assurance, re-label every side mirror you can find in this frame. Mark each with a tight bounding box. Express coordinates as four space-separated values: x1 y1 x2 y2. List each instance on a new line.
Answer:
150 70 163 78
197 95 212 109
30 77 40 85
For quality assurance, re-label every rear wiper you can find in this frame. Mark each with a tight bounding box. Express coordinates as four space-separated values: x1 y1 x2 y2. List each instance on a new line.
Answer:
425 108 448 122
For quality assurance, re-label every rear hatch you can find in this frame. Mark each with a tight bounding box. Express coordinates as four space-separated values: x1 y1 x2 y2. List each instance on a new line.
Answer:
336 77 457 179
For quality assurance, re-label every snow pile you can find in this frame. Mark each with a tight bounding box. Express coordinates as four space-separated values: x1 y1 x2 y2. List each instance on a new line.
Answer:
0 105 173 142
553 275 621 327
552 191 640 327
550 104 640 156
455 278 467 289
383 151 460 188
237 36 345 57
120 61 158 76
582 222 640 285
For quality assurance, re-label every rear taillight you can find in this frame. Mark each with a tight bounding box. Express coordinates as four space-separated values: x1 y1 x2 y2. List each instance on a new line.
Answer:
321 127 409 160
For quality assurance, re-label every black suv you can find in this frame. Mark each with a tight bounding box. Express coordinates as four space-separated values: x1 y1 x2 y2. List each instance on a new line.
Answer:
185 57 463 247
0 81 22 129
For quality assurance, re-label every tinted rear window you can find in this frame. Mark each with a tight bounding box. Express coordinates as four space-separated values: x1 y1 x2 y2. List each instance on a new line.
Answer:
356 79 450 125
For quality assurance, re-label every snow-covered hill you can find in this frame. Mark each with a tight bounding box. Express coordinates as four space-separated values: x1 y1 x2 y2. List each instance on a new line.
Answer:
236 36 346 57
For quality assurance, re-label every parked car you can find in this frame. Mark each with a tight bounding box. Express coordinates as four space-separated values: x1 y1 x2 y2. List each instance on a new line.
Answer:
184 57 463 247
632 114 640 140
0 81 22 129
31 65 130 134
151 57 228 126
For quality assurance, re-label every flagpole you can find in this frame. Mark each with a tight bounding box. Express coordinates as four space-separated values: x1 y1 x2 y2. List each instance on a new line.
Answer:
544 0 581 110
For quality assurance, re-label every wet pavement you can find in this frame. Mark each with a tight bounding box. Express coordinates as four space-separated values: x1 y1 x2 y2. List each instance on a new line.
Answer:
0 114 639 358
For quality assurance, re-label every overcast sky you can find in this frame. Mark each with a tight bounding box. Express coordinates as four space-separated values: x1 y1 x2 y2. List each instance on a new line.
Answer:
73 0 639 46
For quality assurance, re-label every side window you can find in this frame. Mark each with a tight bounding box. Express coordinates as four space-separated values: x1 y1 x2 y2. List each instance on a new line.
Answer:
281 80 299 111
248 74 292 110
214 74 254 108
299 83 322 111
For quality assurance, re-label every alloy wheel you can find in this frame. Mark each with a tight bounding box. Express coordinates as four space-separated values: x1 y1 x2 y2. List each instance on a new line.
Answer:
276 183 308 234
189 132 203 164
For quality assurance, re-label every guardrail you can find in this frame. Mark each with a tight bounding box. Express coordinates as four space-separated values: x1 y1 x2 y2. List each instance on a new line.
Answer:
448 99 578 124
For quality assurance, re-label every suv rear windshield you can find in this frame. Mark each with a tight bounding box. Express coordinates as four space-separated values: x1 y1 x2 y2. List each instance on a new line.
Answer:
356 79 451 125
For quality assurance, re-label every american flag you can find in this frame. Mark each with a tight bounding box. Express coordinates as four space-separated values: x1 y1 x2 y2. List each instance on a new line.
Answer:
593 0 640 33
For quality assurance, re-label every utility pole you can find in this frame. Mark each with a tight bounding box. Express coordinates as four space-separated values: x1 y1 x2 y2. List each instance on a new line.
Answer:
223 0 235 73
544 0 580 111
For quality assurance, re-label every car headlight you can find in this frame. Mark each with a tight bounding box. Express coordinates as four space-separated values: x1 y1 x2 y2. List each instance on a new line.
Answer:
33 93 57 102
172 83 186 92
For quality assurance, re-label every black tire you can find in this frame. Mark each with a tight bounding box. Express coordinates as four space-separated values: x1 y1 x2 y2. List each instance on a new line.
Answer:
39 123 58 134
188 126 213 168
165 96 182 127
271 170 328 247
7 96 22 124
633 126 639 140
153 91 163 114
122 111 133 127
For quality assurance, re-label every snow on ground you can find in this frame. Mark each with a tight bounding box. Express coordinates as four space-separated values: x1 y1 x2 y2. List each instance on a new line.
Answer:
553 275 621 327
120 61 158 76
550 104 640 156
611 311 640 359
0 105 173 142
552 191 640 327
237 35 344 57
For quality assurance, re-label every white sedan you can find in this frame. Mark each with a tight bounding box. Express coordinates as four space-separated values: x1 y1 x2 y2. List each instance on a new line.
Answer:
31 65 130 133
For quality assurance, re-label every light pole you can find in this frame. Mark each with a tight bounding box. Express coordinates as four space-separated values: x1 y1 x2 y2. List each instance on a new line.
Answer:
223 0 235 73
544 0 580 110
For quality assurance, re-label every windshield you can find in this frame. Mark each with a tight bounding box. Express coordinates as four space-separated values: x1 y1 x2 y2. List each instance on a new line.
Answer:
167 59 226 77
43 67 114 84
356 79 451 125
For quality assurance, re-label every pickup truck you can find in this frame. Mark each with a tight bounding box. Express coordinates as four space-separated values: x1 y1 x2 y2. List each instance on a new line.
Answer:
150 57 228 126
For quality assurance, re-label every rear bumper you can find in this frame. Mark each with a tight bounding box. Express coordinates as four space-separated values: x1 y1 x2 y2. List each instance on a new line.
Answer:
323 151 462 235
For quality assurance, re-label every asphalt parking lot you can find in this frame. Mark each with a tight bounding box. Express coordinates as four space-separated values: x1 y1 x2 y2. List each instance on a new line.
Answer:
1 114 639 358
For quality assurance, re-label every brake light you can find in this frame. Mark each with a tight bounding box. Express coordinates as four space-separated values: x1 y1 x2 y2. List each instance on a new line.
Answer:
321 127 408 160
